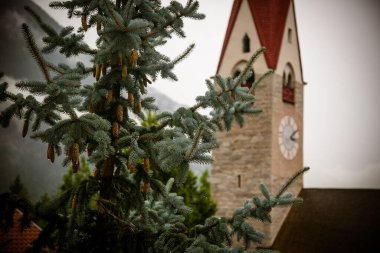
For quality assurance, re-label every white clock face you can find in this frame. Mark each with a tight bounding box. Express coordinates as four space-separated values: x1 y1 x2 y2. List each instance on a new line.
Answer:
278 116 299 160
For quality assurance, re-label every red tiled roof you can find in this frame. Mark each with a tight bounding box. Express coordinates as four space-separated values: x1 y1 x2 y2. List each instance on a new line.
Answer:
217 0 291 72
0 209 41 253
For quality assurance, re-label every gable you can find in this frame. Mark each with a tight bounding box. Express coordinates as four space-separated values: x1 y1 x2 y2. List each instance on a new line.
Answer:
276 1 304 83
217 0 267 76
217 0 303 83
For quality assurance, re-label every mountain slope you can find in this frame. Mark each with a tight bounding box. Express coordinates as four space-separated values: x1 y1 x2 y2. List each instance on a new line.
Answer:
0 0 63 81
0 0 70 199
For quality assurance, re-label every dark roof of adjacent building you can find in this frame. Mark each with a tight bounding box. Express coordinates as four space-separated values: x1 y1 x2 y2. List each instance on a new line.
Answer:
217 0 291 72
270 188 380 253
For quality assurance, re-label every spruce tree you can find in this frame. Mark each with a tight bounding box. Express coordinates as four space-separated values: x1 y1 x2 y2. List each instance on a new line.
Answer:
0 1 307 252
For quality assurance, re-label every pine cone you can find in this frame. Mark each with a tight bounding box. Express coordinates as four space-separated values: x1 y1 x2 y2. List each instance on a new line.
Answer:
72 160 80 173
143 157 150 173
142 181 150 193
112 121 119 138
121 64 128 80
127 162 136 173
22 120 29 138
137 101 142 113
71 194 78 209
139 79 145 93
106 90 113 105
68 144 72 161
81 15 88 31
72 143 79 165
130 49 139 69
128 92 134 107
47 144 54 163
95 64 101 81
117 52 123 66
96 20 102 35
116 104 123 122
101 64 107 76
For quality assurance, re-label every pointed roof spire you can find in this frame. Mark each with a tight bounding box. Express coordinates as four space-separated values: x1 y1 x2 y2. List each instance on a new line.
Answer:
217 0 291 72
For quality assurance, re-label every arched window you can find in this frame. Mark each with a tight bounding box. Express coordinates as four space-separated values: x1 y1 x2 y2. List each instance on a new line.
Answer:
232 61 255 89
287 73 292 87
243 34 250 53
244 69 255 88
282 63 295 104
233 70 241 79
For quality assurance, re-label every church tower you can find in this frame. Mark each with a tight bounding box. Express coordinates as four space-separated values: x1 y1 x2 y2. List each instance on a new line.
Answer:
211 0 305 246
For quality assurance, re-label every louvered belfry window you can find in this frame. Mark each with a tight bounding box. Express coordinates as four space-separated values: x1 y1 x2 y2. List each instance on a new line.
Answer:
282 63 295 104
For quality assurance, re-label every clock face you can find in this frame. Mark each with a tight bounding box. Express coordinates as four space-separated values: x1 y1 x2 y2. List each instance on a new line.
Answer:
278 116 299 160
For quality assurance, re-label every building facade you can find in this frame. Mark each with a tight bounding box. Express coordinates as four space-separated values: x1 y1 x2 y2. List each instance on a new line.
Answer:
211 0 305 246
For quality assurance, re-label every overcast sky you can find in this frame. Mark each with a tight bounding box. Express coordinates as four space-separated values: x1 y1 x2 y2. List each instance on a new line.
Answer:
32 0 380 189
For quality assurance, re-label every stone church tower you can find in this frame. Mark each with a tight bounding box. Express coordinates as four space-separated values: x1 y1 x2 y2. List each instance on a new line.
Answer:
211 0 305 246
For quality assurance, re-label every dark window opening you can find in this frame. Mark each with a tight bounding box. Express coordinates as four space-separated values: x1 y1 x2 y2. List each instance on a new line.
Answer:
283 73 295 104
241 69 255 88
243 34 250 53
233 70 241 79
287 73 292 87
287 28 292 43
238 175 241 188
233 68 255 89
234 69 255 89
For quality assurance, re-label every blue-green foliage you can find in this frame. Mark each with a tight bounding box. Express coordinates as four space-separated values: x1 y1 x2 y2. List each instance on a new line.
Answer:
0 1 307 252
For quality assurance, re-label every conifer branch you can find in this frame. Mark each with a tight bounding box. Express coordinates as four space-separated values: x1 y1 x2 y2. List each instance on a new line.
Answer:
172 44 195 65
102 0 126 30
98 201 137 232
144 13 185 39
185 124 204 160
124 0 133 21
68 110 78 120
154 119 171 131
46 62 66 74
3 91 18 102
190 102 202 112
275 167 309 198
233 47 265 90
249 69 274 93
22 24 52 83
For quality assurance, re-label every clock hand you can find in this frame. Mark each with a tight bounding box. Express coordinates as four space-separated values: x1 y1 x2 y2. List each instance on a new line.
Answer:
290 130 298 141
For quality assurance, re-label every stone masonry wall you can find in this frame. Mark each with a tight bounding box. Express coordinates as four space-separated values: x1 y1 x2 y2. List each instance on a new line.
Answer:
211 73 304 247
267 74 304 246
211 74 274 241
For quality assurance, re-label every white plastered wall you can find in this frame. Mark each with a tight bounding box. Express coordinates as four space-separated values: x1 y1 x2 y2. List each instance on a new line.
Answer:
218 0 268 77
276 1 303 83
